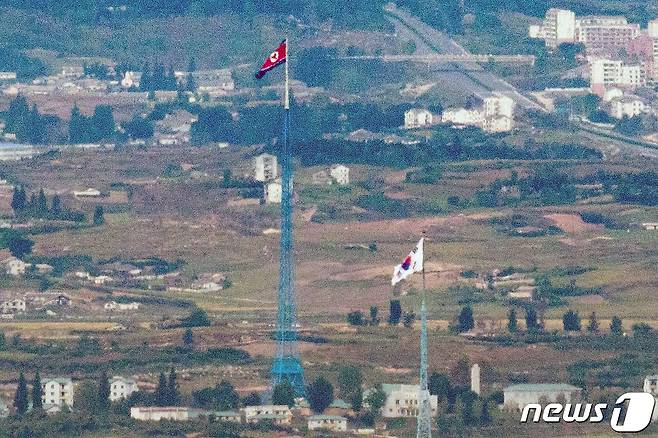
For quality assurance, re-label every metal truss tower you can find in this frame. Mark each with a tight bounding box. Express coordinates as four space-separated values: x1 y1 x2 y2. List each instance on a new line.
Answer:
417 293 432 438
270 106 306 397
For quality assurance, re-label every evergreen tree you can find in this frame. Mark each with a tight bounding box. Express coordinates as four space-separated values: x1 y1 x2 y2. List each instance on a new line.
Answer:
93 205 105 225
51 195 62 217
610 316 623 336
185 73 197 92
307 376 334 414
98 371 110 411
242 392 261 406
271 381 295 407
0 332 5 350
155 372 168 406
525 307 540 332
183 328 194 348
187 57 196 72
428 372 451 402
587 312 599 333
36 189 48 218
11 186 27 212
369 306 379 325
388 299 401 325
167 368 179 405
480 398 491 425
32 371 42 410
91 105 115 140
457 305 475 332
14 372 28 415
507 308 518 333
562 310 581 332
69 104 88 144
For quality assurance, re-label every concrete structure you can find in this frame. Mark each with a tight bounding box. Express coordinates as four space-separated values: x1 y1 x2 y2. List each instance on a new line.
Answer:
104 301 140 311
503 383 581 411
482 116 513 133
471 364 481 395
542 9 577 49
590 59 645 96
109 376 138 401
650 19 658 39
212 411 241 423
307 415 348 431
442 108 484 126
131 406 196 421
641 222 658 230
643 375 658 422
330 164 350 185
609 96 646 119
311 170 332 185
482 92 515 118
243 405 292 425
376 384 438 418
264 178 282 204
404 109 433 129
576 16 640 54
5 257 29 276
1 299 25 314
73 188 101 197
42 378 74 409
254 153 278 182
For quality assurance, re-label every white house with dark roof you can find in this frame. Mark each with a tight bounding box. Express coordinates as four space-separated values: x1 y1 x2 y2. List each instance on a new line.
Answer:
368 384 438 418
109 376 138 401
503 383 581 411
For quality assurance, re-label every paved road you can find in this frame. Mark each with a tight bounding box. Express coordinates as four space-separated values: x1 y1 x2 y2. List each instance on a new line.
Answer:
384 5 544 111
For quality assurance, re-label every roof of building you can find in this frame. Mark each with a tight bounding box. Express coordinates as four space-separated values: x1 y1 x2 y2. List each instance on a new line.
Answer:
308 414 347 421
504 383 581 392
329 399 351 409
211 410 241 417
42 377 72 385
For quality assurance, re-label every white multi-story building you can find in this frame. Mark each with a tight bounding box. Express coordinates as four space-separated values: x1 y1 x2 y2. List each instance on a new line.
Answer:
330 164 350 185
254 153 278 182
590 59 645 95
482 93 515 119
42 378 74 409
541 8 577 48
264 178 282 204
109 376 139 401
482 116 514 133
643 375 658 422
131 407 195 421
404 109 433 129
503 383 581 411
609 96 646 119
373 384 438 418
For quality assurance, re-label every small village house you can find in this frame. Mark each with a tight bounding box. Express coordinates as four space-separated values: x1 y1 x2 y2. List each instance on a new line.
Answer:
104 301 140 311
330 164 350 185
131 406 197 421
404 109 433 129
643 375 658 422
243 405 292 425
41 378 74 411
1 299 25 314
312 170 332 185
109 376 139 401
73 188 101 197
307 414 348 431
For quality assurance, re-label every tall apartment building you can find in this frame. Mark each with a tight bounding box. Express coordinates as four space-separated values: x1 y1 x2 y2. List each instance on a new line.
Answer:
590 59 646 95
576 16 640 54
542 8 577 49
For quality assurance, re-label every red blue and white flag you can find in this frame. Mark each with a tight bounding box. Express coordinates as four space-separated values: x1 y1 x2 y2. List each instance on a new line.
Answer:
255 40 287 79
391 238 424 286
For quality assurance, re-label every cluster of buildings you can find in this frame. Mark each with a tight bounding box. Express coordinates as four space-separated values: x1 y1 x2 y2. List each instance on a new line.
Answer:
0 293 72 318
404 93 516 134
530 8 658 117
441 92 516 133
254 153 351 204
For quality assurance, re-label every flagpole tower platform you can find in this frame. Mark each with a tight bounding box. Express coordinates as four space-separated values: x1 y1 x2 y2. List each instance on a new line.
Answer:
270 38 306 397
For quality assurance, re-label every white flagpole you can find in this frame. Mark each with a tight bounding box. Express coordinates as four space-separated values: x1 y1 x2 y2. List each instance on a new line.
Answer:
284 37 290 110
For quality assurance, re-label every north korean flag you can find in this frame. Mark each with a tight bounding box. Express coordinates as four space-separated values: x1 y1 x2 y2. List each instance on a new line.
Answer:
255 40 287 79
